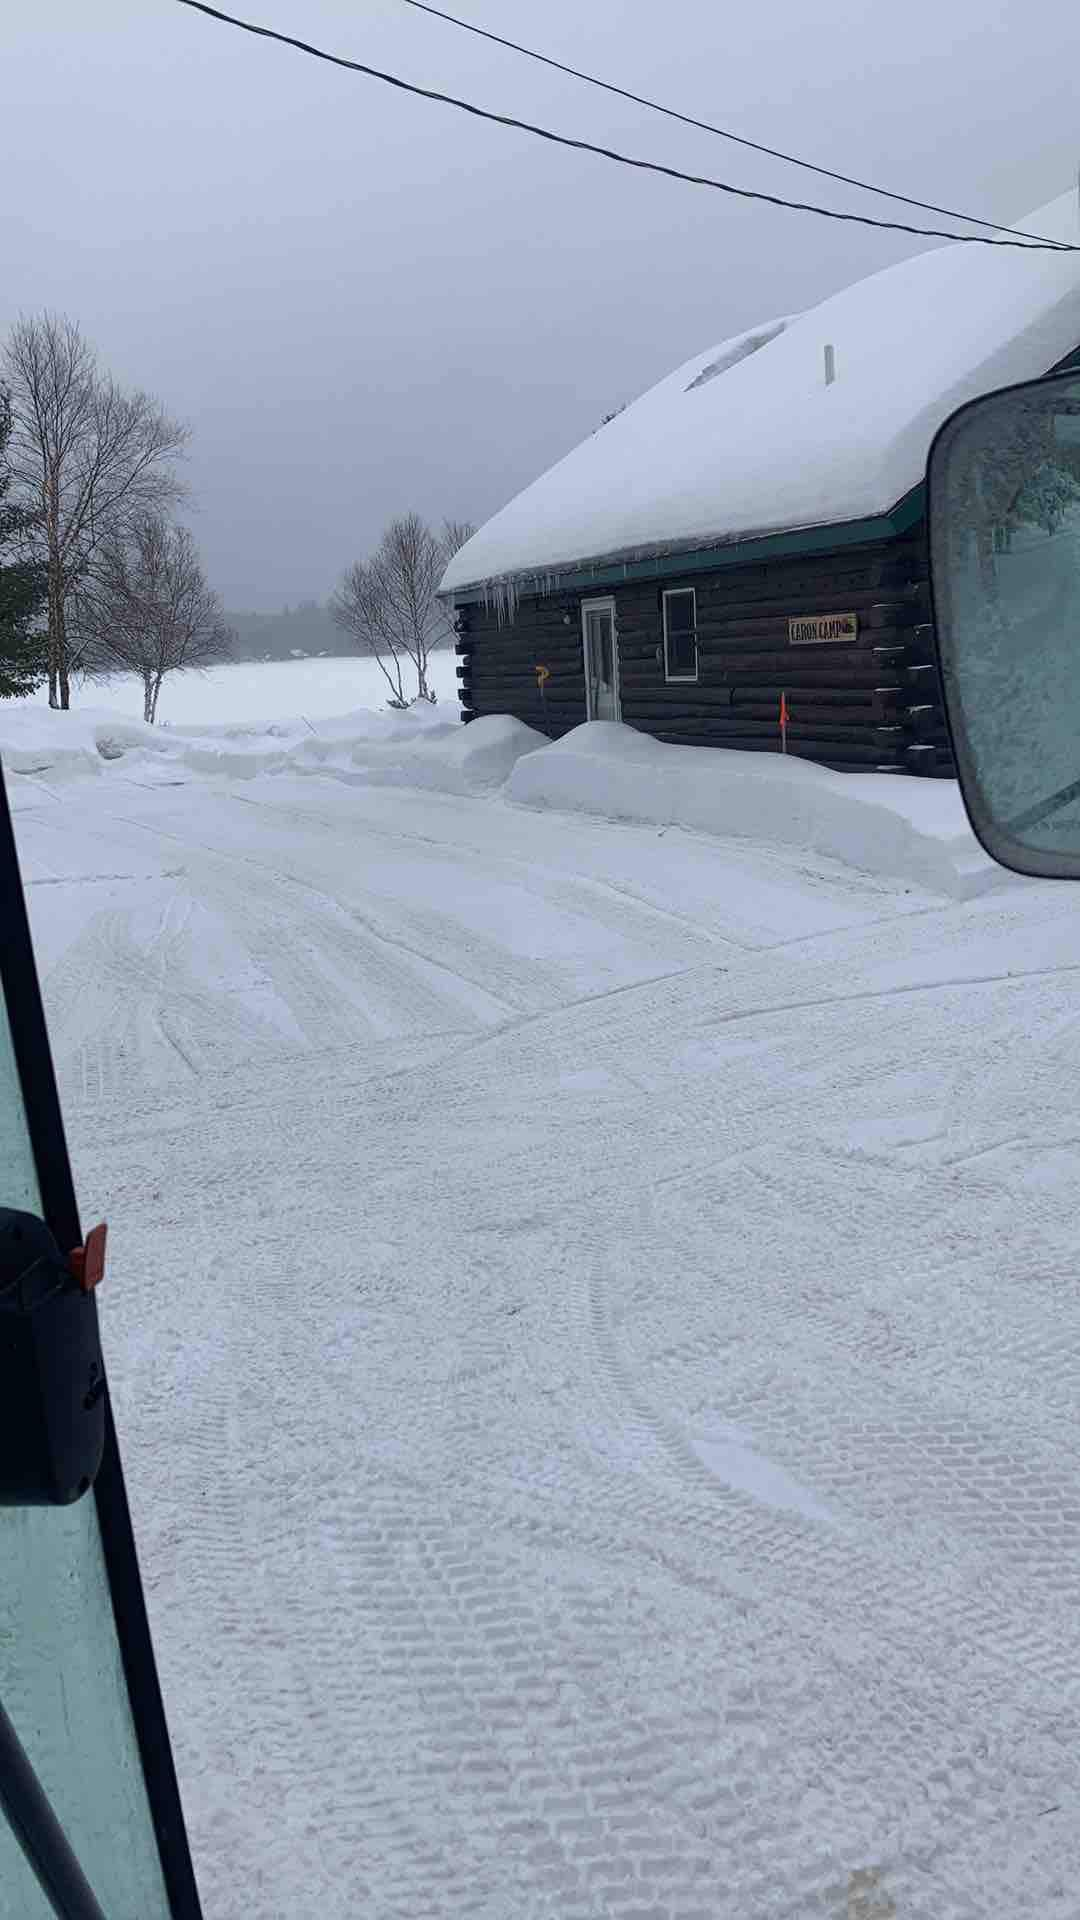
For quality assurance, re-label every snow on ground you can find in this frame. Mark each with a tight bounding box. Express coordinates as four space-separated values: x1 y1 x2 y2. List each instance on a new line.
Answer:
7 696 999 900
29 649 462 726
6 671 1080 1919
506 721 1005 901
5 692 537 799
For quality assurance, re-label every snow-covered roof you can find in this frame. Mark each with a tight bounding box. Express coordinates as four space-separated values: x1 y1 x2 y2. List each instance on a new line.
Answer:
442 189 1080 598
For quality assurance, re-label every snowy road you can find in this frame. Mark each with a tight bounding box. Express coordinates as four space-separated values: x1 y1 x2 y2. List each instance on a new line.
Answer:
13 757 1080 1919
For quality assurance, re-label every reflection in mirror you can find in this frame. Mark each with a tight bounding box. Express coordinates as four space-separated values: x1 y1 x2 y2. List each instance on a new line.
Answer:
928 369 1080 876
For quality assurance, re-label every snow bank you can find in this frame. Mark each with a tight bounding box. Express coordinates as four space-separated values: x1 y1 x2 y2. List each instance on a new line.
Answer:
0 705 165 779
294 711 547 794
0 701 546 798
443 188 1080 594
505 723 1003 898
1 695 1002 896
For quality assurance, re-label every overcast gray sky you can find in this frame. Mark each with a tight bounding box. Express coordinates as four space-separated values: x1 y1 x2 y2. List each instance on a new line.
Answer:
4 0 1079 609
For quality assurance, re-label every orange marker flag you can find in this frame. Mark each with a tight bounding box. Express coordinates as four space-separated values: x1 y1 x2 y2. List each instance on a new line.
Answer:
779 690 789 754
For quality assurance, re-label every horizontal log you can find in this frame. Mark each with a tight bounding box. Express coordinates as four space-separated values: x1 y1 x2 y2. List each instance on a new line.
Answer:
470 681 929 728
618 663 897 692
618 691 889 723
704 647 887 677
619 686 738 709
612 713 900 742
466 699 901 745
461 679 585 697
903 703 942 736
463 658 586 676
905 661 942 689
728 682 904 708
466 658 586 677
468 631 922 670
905 743 954 774
615 603 921 649
623 570 922 617
720 700 883 726
668 548 920 593
463 690 585 708
465 639 585 661
646 732 908 767
618 680 904 709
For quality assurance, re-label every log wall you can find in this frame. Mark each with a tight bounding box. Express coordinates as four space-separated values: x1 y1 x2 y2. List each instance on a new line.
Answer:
454 529 952 776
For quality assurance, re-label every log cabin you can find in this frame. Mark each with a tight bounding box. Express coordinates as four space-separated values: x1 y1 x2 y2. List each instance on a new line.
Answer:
441 189 1080 776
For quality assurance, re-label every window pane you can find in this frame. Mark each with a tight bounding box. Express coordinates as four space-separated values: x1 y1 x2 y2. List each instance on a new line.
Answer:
665 594 697 677
665 592 694 636
0 972 172 1917
587 611 612 684
668 633 697 675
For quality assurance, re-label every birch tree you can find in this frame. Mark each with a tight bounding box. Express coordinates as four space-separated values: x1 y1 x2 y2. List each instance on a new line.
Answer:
330 514 475 705
2 312 188 708
75 515 233 723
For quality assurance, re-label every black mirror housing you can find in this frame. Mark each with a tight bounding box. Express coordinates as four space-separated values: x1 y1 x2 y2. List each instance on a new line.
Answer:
0 1210 106 1505
927 366 1080 877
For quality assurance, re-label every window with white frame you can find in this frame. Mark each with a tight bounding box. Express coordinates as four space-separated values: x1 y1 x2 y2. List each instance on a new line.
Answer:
662 588 698 681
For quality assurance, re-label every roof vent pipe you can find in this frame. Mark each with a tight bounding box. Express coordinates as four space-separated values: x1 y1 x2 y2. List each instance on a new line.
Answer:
824 343 836 387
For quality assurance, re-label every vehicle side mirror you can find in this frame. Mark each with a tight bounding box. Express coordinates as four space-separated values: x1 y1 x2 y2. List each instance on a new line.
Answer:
0 1209 106 1504
927 367 1080 877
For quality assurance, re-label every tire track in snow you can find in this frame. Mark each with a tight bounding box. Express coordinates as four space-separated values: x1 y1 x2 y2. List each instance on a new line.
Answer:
222 780 913 959
110 800 576 1028
28 775 1080 1918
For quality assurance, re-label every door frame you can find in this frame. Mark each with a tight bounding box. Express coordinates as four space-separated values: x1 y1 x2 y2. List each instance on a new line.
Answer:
580 596 621 723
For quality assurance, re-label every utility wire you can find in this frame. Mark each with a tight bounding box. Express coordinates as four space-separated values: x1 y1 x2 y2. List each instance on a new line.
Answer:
175 0 1078 252
401 0 1061 248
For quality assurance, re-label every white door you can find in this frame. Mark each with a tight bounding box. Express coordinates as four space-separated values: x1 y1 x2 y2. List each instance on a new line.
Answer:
581 598 620 721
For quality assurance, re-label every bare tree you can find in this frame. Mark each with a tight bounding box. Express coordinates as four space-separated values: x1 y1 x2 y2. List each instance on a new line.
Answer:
433 517 476 651
74 515 234 724
331 514 475 706
2 312 189 708
329 556 411 707
439 518 476 569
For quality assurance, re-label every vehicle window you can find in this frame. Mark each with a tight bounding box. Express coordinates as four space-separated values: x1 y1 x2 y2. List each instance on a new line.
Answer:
0 902 172 1918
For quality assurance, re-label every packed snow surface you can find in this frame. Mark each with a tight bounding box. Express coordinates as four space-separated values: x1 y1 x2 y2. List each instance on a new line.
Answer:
443 189 1080 594
5 673 1080 1919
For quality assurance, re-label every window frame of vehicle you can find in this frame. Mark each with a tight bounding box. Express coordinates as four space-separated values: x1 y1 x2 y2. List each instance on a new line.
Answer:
0 758 203 1919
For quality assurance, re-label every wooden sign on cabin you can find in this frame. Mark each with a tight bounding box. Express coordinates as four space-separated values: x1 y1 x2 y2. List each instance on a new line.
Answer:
788 611 859 645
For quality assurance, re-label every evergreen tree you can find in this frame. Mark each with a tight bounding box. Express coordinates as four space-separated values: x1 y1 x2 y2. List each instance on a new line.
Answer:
0 390 47 699
1013 459 1080 538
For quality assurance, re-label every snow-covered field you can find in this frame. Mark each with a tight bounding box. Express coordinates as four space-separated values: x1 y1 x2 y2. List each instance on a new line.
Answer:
7 674 1080 1919
35 651 461 725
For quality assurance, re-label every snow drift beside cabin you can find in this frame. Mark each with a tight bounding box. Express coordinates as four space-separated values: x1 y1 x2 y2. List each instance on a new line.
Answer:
505 722 1004 899
442 189 1080 596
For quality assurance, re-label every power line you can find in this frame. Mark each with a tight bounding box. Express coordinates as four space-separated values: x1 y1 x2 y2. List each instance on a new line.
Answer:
175 0 1079 252
400 0 1062 248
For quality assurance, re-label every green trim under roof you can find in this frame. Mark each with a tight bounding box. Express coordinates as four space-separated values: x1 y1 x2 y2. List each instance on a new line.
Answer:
449 486 926 604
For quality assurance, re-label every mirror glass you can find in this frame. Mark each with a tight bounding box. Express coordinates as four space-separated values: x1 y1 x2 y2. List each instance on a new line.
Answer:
928 368 1080 876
